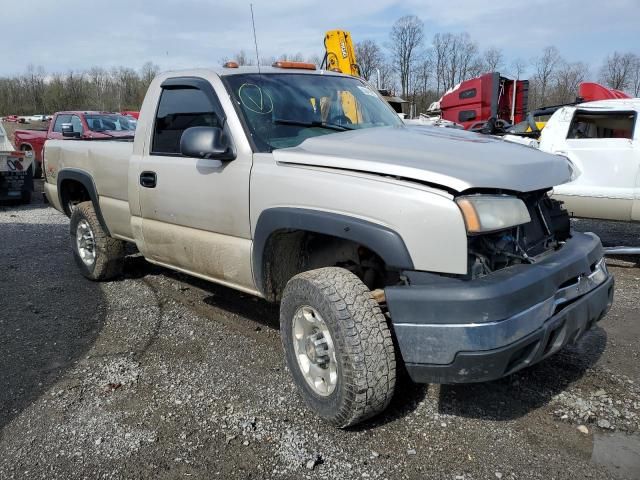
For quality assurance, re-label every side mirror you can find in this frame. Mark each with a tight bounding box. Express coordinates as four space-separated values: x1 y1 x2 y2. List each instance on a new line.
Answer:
61 123 80 138
180 127 235 160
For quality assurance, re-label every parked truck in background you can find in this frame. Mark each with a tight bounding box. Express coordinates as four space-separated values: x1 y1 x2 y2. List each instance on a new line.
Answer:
539 99 640 223
1 122 34 203
43 63 614 427
14 111 136 177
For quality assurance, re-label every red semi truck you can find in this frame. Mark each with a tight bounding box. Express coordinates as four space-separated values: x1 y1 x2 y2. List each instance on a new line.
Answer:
14 111 136 177
427 73 630 134
428 72 529 130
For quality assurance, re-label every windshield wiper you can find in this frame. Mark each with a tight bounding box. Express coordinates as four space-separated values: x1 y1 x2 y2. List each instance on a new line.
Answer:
273 118 354 131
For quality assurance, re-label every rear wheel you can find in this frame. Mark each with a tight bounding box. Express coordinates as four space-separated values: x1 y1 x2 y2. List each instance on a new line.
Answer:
280 267 396 427
70 201 125 280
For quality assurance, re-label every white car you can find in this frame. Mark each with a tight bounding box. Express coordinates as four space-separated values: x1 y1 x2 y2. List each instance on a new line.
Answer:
26 114 49 123
539 99 640 222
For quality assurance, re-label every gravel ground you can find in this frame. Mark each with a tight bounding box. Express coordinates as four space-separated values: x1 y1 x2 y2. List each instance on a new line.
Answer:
0 183 639 479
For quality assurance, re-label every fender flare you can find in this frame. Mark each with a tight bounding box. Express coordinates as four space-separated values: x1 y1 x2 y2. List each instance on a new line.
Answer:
57 168 111 235
252 207 414 295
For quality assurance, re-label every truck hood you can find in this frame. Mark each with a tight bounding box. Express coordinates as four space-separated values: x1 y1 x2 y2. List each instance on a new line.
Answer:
273 126 573 193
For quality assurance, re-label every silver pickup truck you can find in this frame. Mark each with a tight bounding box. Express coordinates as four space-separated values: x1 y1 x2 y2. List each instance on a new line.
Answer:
43 64 614 427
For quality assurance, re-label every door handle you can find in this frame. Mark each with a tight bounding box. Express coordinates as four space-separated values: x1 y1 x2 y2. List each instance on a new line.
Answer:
140 171 157 188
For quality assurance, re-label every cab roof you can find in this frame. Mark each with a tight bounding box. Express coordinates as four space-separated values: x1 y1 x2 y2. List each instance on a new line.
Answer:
576 98 640 111
161 66 348 78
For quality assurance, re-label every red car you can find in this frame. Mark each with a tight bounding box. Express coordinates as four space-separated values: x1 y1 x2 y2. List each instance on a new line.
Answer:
14 111 136 177
3 115 20 123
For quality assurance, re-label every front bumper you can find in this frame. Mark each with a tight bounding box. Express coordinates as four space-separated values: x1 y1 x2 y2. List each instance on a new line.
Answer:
386 232 614 384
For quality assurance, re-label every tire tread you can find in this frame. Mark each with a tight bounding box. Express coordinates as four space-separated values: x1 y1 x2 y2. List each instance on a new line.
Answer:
281 267 396 427
70 201 124 280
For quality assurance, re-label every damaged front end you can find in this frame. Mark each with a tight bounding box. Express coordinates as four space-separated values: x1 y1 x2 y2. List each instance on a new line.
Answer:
385 187 614 384
465 190 571 278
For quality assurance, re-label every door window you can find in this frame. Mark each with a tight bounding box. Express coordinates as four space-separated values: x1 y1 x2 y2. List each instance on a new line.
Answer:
52 114 72 133
152 87 222 155
567 111 636 139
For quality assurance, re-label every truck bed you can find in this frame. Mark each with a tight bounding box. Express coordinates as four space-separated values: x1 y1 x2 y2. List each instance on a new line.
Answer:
45 139 135 239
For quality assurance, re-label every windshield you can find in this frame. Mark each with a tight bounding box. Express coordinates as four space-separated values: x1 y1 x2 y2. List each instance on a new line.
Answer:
85 114 136 132
223 73 404 151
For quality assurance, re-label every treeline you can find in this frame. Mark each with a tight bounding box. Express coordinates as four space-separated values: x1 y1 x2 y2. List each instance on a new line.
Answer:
2 15 639 117
370 16 640 113
227 16 639 115
0 63 159 116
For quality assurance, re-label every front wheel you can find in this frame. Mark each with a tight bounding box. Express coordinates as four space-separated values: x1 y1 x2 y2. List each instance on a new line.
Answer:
70 201 125 280
280 267 396 428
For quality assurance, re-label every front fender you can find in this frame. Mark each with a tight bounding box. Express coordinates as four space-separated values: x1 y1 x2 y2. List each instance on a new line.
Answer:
252 207 414 295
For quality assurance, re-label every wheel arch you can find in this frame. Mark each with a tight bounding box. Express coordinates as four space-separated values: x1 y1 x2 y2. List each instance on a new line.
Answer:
253 207 414 300
57 168 111 235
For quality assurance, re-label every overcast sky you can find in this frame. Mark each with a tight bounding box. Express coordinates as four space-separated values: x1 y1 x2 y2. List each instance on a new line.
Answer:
3 0 639 77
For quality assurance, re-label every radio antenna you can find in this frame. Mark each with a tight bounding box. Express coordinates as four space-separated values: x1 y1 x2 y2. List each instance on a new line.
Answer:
250 4 261 73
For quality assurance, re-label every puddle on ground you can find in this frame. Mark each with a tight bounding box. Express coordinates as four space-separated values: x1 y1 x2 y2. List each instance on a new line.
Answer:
592 431 640 479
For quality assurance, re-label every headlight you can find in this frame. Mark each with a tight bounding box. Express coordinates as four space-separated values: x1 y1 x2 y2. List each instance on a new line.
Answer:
456 195 531 234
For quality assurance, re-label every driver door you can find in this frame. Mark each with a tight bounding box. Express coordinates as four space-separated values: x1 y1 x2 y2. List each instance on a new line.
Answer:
137 76 256 293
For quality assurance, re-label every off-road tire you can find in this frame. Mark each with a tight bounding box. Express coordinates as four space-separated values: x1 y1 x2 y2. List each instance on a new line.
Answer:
280 267 396 427
70 201 125 281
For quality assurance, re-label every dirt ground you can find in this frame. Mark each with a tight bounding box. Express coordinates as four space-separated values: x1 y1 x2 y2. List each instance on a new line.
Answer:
0 181 639 480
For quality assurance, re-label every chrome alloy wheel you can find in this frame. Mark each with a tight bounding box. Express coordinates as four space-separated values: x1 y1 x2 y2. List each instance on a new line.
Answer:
76 219 96 266
292 305 338 396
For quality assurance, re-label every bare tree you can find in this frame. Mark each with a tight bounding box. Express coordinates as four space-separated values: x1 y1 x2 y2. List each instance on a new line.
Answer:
510 58 528 79
599 51 636 91
306 54 323 68
552 61 588 104
356 40 383 83
431 32 481 93
87 67 111 110
389 15 424 97
412 51 438 112
237 50 255 66
432 33 451 95
531 46 562 107
377 62 396 92
453 33 481 82
482 47 504 73
631 55 640 97
23 65 47 113
279 52 305 62
140 62 159 85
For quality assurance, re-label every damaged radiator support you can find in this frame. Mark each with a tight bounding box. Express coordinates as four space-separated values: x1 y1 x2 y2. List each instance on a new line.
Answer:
467 190 571 278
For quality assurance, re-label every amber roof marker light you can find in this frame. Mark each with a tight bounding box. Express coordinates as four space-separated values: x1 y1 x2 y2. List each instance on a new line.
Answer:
272 61 317 70
223 61 239 68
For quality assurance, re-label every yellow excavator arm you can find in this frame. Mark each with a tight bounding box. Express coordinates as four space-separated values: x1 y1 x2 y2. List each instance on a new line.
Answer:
324 30 360 77
323 30 362 123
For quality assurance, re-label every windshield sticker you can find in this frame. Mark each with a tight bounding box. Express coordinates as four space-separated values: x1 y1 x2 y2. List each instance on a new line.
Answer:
239 83 274 114
357 86 377 97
